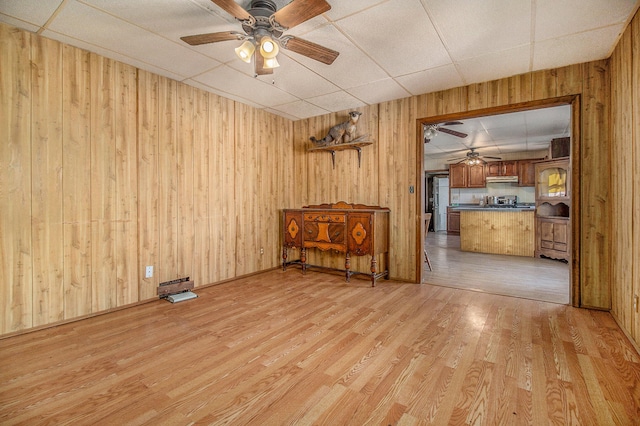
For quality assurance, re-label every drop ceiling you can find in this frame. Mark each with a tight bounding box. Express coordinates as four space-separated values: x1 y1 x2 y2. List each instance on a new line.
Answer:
423 104 571 160
1 0 638 121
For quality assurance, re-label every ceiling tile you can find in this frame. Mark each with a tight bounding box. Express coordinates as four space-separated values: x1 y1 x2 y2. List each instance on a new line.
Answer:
478 112 526 130
346 78 411 105
193 64 299 107
287 24 389 89
535 0 638 41
0 0 64 27
324 0 388 21
533 25 625 70
268 100 330 120
396 64 464 95
39 29 188 81
423 0 532 61
0 14 41 32
248 53 341 99
337 0 450 76
456 44 531 85
184 78 264 108
83 0 234 38
306 90 366 113
46 1 221 79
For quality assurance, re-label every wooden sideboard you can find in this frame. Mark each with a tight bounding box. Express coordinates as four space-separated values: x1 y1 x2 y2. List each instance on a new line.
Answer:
282 202 390 287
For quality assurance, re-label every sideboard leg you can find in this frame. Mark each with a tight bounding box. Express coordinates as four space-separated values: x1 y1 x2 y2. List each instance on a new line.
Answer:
370 255 377 287
282 247 288 271
345 252 351 282
384 251 390 280
301 248 307 275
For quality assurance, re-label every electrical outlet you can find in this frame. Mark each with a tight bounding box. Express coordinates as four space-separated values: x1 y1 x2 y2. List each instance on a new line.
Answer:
260 247 264 255
145 266 153 278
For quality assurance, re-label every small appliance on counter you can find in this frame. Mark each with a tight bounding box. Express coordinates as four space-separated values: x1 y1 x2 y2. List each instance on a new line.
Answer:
486 195 518 208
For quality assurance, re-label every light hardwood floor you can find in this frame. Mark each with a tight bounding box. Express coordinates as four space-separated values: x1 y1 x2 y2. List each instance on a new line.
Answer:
424 232 570 305
1 269 639 425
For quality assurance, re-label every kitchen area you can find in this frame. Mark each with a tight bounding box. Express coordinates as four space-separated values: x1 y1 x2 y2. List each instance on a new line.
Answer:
425 104 570 263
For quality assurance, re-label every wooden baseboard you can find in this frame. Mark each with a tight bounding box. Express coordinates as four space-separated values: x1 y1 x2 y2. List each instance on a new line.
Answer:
610 311 640 356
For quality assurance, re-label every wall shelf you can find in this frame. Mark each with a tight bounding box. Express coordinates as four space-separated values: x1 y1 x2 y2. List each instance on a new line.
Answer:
308 141 372 169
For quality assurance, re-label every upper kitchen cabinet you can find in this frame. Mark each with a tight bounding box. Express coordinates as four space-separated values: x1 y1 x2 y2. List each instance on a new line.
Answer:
486 161 518 177
449 163 467 188
450 163 485 188
517 160 537 187
535 158 570 204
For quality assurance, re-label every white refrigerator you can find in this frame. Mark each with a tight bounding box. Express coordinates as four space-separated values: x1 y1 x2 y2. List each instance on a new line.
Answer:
433 177 449 232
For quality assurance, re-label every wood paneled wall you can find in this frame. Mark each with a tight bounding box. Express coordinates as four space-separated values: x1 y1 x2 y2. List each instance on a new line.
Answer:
293 63 610 301
1 14 633 339
610 10 640 348
0 23 293 336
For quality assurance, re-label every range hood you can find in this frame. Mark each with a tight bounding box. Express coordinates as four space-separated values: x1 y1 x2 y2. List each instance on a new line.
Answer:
486 175 519 183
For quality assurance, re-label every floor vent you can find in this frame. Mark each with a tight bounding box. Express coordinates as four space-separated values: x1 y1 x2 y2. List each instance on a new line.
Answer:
166 291 198 303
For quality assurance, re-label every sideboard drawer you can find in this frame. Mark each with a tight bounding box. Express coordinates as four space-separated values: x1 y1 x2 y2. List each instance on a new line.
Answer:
304 213 346 223
303 221 346 251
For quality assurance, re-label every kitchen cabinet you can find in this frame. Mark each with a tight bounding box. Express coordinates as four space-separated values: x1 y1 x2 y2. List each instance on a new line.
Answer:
449 163 485 188
486 161 517 177
517 159 537 186
447 207 460 235
536 158 570 201
534 158 570 262
536 217 569 260
468 164 486 187
449 163 467 188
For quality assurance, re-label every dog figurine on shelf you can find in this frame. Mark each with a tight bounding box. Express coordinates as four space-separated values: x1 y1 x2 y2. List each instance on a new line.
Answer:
310 111 363 146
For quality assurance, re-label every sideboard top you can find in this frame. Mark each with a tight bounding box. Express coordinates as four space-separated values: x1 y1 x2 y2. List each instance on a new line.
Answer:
288 201 390 212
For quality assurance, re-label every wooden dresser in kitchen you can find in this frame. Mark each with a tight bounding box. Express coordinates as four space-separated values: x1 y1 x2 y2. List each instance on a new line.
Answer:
282 202 390 286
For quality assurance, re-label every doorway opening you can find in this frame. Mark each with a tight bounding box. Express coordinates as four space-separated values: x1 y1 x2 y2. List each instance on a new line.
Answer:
416 97 579 306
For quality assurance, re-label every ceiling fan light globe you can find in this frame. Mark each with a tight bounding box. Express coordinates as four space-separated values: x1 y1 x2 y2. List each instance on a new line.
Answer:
235 40 255 63
424 126 438 139
263 56 280 69
260 36 279 58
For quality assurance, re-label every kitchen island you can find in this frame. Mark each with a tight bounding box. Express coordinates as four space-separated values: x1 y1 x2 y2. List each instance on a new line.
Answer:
450 206 535 257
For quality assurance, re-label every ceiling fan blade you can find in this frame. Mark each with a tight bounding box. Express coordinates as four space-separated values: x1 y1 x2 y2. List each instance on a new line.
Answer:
442 121 463 126
181 31 241 46
272 0 331 29
281 36 339 65
254 53 274 75
484 156 502 160
438 127 468 138
210 0 252 21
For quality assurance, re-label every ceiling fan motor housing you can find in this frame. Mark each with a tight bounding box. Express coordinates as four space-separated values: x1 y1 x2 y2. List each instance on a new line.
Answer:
242 0 283 39
248 0 277 16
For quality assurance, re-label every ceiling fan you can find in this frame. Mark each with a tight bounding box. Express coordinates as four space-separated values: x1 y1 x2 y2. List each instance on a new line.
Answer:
423 121 468 143
448 148 502 165
181 0 339 76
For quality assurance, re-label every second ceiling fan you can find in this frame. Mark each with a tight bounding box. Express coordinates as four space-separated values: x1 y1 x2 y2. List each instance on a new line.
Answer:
448 148 502 165
181 0 339 75
423 121 468 143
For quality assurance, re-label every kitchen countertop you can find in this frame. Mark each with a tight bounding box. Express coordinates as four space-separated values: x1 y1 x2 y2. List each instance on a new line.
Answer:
449 204 535 212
